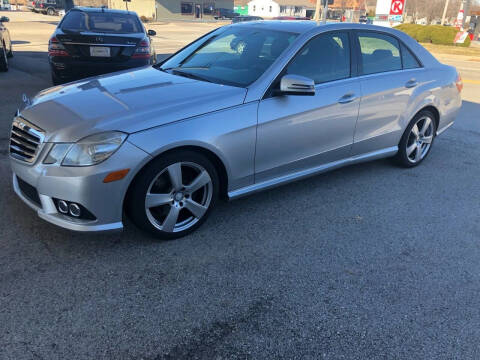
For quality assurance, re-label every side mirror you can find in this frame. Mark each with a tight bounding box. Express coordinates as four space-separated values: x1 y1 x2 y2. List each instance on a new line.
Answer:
278 74 315 96
147 29 156 36
0 17 10 23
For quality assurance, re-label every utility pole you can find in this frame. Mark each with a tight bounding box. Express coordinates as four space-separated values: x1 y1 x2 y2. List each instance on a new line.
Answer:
314 0 321 21
321 0 329 24
441 0 450 25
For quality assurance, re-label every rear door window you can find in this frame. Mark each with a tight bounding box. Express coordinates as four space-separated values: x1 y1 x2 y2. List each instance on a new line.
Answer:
401 43 421 69
357 32 402 75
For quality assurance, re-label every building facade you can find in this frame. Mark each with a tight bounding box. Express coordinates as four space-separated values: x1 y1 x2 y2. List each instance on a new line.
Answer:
246 0 314 18
155 0 234 20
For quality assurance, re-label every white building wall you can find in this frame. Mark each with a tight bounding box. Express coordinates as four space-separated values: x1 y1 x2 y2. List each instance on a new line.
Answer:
247 0 280 18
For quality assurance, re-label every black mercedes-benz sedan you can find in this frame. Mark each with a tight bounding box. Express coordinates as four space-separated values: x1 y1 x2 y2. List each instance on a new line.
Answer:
48 7 157 85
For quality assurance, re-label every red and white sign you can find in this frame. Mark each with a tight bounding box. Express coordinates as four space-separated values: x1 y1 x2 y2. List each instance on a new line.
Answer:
455 9 464 28
390 0 405 15
454 31 468 44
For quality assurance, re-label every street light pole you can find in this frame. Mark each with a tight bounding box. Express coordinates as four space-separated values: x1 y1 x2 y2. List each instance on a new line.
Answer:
322 0 328 24
314 0 321 21
441 0 450 25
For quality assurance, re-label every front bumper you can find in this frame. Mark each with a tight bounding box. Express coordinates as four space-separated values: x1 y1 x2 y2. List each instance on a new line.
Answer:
11 140 152 232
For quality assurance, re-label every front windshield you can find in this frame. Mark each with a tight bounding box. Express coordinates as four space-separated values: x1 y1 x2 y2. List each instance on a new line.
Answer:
160 27 298 87
61 11 142 33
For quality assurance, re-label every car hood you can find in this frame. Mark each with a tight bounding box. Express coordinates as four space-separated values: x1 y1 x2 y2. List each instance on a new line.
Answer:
20 67 248 143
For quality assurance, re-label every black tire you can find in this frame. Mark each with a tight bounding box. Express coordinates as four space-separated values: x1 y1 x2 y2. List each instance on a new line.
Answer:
127 150 220 240
7 43 13 58
394 109 437 168
51 71 64 85
0 44 8 72
47 7 55 15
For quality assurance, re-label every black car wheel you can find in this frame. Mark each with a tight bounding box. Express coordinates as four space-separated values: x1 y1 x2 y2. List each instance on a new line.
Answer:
0 44 8 72
51 71 63 85
47 7 55 16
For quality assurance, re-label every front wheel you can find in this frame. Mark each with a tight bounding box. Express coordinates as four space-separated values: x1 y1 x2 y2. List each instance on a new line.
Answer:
47 7 55 15
127 151 219 239
395 110 437 167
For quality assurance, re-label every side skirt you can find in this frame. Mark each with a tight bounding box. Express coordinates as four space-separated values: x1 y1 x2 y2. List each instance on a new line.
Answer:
228 146 398 200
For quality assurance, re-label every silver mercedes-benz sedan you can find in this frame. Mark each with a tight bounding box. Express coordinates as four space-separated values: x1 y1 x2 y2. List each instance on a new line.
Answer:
10 21 462 239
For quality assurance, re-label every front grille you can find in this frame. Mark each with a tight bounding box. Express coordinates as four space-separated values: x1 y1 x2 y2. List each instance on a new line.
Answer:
9 116 45 164
17 176 41 207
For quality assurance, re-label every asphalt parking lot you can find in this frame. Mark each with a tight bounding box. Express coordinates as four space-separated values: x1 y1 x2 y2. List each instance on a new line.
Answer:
1 11 480 360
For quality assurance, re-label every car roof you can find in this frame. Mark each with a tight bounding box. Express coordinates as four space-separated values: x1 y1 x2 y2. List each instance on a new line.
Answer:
70 6 138 15
230 20 410 37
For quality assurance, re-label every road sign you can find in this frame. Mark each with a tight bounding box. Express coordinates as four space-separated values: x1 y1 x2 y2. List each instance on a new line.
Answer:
454 31 468 43
390 0 405 16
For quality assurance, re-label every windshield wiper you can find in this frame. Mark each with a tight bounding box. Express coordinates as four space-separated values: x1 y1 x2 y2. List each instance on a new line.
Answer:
170 69 213 83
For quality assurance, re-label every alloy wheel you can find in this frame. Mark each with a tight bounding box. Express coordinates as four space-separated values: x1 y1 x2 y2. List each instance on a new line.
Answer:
145 162 213 233
406 116 434 163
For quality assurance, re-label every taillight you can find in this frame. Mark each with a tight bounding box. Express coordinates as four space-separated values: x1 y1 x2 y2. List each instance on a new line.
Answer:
455 73 463 93
48 37 69 57
132 39 151 59
40 3 44 7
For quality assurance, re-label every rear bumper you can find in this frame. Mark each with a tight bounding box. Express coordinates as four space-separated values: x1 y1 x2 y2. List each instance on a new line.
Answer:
50 57 152 80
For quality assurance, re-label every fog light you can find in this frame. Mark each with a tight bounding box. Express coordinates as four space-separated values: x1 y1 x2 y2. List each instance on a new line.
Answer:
69 203 81 217
58 200 69 214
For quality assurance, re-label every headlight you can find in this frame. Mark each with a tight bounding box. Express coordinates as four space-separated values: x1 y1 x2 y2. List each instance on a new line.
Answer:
44 131 127 167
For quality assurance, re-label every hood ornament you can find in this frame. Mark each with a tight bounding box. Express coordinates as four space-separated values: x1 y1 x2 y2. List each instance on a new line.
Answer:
22 93 31 107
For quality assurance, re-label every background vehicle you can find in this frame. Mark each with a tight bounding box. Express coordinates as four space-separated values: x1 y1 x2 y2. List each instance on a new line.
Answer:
26 0 35 11
273 16 311 20
232 15 263 23
37 0 72 15
213 8 239 19
34 0 46 13
1 0 11 10
48 7 157 84
359 15 368 23
0 15 12 72
11 23 462 239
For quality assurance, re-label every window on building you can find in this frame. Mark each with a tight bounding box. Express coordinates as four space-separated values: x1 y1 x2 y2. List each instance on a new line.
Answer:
286 32 351 84
294 6 302 14
401 43 421 69
253 5 256 11
358 32 402 75
181 2 193 15
269 5 272 12
280 5 286 13
203 3 215 15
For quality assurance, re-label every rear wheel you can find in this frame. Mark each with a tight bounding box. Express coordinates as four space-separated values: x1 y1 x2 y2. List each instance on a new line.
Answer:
51 71 63 85
0 44 8 72
127 150 219 239
395 110 437 167
47 7 55 15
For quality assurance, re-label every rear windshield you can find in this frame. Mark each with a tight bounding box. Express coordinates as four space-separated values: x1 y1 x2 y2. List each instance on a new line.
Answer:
61 11 142 33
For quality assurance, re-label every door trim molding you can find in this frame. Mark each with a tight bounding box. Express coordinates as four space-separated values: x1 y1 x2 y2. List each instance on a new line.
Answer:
228 146 398 200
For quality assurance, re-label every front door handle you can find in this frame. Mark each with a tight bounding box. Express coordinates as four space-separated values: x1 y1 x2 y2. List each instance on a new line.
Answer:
338 93 357 104
405 79 418 88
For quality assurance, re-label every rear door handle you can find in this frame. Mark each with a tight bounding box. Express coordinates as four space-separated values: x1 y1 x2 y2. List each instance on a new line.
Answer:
338 93 357 104
405 79 418 88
